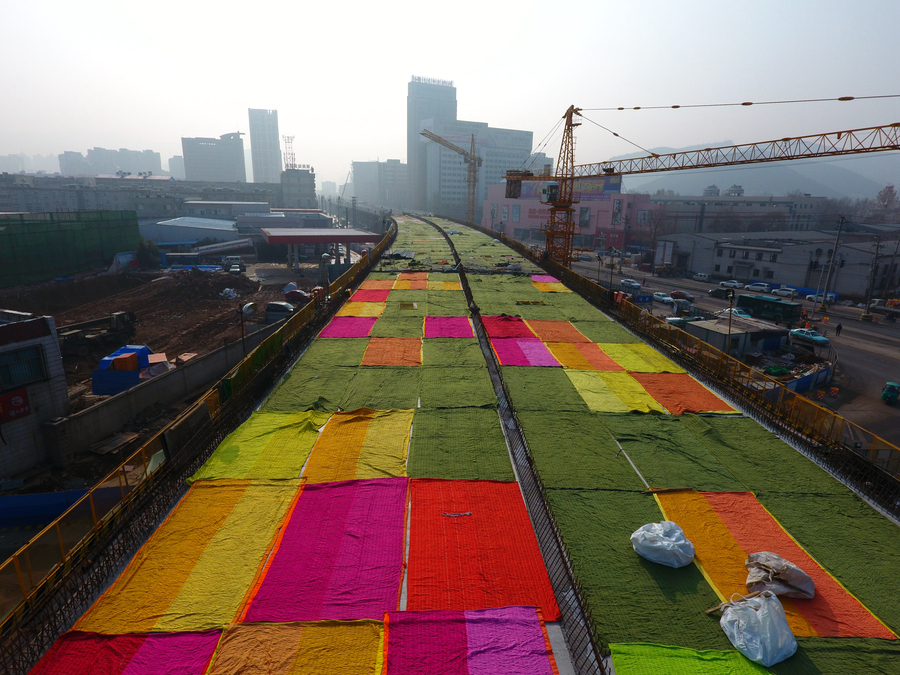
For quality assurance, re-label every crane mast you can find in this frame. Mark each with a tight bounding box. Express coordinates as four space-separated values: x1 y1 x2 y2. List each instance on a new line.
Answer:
542 105 582 267
420 129 483 224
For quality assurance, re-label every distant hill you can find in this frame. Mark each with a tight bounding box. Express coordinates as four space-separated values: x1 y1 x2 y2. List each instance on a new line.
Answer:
613 143 900 199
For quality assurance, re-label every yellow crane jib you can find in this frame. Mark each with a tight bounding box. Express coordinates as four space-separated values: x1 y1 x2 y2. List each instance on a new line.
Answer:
420 129 483 225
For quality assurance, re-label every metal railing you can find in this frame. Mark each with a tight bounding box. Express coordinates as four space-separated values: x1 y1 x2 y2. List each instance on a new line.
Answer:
0 221 397 674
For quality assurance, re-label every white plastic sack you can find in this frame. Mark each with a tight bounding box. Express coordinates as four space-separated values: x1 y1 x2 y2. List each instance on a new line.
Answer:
745 551 815 599
630 521 695 568
720 592 797 667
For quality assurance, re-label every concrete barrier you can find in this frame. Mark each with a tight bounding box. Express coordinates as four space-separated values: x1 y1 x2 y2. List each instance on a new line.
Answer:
51 322 282 457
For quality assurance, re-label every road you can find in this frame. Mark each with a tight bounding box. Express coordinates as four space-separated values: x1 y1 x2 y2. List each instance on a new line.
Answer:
571 260 900 446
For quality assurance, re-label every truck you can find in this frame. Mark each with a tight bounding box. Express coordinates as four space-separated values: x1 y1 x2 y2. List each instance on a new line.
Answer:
57 311 138 356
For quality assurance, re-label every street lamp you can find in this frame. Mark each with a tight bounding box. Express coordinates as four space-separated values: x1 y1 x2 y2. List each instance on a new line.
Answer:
238 302 257 356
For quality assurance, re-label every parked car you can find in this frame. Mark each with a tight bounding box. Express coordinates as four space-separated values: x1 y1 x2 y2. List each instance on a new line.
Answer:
264 301 296 325
719 280 744 288
840 300 856 307
745 282 771 293
228 264 242 275
670 290 695 302
805 293 837 302
620 279 642 290
708 287 730 299
718 308 752 319
883 382 900 405
652 292 674 304
692 273 710 282
790 328 830 346
771 287 797 297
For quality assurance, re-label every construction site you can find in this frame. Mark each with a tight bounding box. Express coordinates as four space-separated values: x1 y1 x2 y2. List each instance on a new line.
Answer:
2 99 900 674
0 210 897 675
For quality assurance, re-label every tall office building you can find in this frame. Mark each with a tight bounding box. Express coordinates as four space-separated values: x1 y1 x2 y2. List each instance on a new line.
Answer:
248 109 282 184
407 77 457 210
181 133 246 183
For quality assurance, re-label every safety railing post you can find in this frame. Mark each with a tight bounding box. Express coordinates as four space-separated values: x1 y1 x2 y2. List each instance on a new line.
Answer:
12 555 28 597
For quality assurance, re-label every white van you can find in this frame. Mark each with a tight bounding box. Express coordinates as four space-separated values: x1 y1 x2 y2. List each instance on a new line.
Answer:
223 255 245 271
692 273 709 282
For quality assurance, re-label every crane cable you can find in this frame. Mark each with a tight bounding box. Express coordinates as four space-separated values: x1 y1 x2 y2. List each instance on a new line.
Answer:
580 113 659 157
583 93 900 112
522 117 565 170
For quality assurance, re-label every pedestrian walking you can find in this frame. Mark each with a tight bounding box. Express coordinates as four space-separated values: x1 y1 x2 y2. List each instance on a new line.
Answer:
836 323 843 337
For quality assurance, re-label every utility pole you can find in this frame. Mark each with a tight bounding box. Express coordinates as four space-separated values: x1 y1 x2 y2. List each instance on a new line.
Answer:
862 236 883 322
815 216 845 316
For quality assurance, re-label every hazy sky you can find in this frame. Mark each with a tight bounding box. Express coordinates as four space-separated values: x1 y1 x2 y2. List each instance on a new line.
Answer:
2 1 899 186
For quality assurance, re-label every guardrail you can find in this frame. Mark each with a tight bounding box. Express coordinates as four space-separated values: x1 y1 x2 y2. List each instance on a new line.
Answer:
0 221 398 663
447 217 900 517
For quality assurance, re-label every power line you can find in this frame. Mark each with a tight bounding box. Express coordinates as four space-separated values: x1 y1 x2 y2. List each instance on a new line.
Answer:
583 94 900 112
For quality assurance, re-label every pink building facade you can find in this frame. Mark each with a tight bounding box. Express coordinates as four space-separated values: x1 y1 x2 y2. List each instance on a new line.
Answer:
481 178 664 253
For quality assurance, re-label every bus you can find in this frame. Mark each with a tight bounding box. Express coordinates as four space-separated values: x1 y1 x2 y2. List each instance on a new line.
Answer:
735 294 802 325
163 252 200 267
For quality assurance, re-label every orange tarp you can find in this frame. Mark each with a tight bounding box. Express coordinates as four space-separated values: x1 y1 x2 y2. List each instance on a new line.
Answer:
303 409 373 483
657 491 895 638
207 620 384 674
303 408 413 483
360 279 396 290
406 479 561 621
398 272 428 281
393 280 427 290
524 320 590 343
362 337 422 366
630 373 734 414
575 343 625 371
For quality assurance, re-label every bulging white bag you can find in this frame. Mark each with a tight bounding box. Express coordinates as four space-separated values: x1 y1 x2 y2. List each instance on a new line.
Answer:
630 521 695 568
720 592 797 667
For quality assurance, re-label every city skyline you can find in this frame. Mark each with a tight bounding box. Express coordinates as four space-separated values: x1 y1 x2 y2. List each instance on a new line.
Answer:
2 1 899 189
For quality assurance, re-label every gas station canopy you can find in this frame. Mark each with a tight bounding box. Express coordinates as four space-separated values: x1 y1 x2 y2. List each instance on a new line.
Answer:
260 228 382 245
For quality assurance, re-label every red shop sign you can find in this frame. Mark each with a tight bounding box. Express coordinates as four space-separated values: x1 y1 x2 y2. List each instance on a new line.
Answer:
0 388 31 422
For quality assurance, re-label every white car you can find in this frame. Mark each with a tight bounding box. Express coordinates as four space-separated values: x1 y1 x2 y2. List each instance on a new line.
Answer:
620 279 642 290
652 292 674 304
745 282 771 293
771 287 797 297
806 293 837 302
719 280 744 288
717 308 752 319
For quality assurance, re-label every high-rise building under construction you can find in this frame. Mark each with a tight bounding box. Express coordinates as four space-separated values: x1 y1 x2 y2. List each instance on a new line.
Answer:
248 108 283 184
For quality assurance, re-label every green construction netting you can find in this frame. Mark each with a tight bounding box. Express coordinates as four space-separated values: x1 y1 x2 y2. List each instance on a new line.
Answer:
407 407 514 481
423 293 470 316
261 363 352 411
596 414 748 492
770 637 900 675
341 367 423 410
298 337 369 367
570 320 641 343
370 316 424 337
546 488 731 650
754 492 900 635
609 643 767 675
500 366 590 412
419 365 497 409
422 338 484 368
516 410 645 490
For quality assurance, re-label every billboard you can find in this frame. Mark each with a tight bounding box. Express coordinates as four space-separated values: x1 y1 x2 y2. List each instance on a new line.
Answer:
518 176 621 201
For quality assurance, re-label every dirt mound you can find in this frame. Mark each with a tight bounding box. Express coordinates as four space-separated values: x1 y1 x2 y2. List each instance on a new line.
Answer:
0 272 150 315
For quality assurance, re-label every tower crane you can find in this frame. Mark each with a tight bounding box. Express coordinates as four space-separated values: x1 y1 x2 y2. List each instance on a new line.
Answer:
508 109 900 267
420 129 483 224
